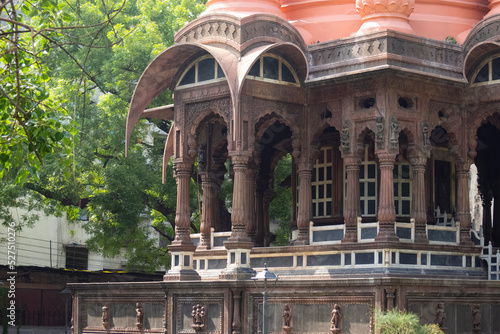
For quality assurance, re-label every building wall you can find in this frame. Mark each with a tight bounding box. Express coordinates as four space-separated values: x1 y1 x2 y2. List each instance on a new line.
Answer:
0 208 125 271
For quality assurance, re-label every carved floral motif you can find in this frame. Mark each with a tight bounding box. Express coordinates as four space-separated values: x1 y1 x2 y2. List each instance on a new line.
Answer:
356 0 415 17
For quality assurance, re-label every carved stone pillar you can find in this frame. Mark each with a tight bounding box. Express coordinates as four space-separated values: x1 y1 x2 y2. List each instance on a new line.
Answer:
356 0 415 35
376 152 399 242
343 156 361 243
199 173 217 250
482 193 493 245
173 162 194 246
227 153 252 244
456 162 474 246
295 162 312 245
231 290 242 334
221 153 255 279
255 179 265 247
165 163 199 280
410 155 428 243
245 168 257 243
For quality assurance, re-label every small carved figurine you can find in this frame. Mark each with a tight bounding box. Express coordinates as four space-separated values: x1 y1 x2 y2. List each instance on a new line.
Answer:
376 117 384 148
102 305 110 329
435 302 446 330
191 304 206 331
472 304 481 332
330 303 342 333
390 117 399 148
135 302 144 330
422 122 429 149
282 304 293 332
198 142 207 170
341 123 350 149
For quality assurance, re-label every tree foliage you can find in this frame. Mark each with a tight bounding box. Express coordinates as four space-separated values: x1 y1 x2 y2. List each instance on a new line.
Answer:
374 308 445 334
1 0 207 272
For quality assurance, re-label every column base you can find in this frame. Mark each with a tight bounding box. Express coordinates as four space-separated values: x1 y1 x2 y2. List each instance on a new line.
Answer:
293 229 309 245
219 266 256 280
166 245 199 281
163 269 201 281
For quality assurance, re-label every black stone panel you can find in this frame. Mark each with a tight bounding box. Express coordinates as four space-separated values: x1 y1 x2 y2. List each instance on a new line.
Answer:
431 254 462 267
400 253 418 265
312 229 344 242
428 229 456 243
360 227 377 240
207 259 226 270
251 256 294 268
355 252 375 265
307 254 341 266
213 236 229 247
396 226 412 240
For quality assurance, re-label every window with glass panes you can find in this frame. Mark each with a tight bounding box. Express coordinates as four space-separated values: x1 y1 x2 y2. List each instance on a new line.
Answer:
393 163 411 217
312 147 333 218
359 146 377 217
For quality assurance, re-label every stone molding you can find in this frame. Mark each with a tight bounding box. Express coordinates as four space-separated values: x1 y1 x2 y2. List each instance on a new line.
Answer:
175 14 306 52
307 32 464 82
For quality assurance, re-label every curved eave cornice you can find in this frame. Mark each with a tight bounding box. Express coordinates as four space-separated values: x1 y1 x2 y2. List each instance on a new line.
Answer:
463 13 500 54
125 43 239 156
463 39 500 78
175 13 307 53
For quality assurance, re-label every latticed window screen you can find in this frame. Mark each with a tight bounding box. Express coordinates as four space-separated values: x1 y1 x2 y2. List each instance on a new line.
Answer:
359 160 377 216
311 147 333 218
393 163 411 217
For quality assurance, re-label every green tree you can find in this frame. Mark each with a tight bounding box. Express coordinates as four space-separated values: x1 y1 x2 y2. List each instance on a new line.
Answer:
0 0 208 272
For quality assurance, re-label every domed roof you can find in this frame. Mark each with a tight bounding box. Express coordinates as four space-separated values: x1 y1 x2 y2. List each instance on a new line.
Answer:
205 0 491 44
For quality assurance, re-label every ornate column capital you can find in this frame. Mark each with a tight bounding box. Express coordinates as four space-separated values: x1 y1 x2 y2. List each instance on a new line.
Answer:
409 155 427 169
377 151 397 165
486 0 500 18
229 151 251 167
356 0 415 35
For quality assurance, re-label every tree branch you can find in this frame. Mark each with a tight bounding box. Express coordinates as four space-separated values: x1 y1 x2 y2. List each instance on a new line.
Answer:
23 182 90 208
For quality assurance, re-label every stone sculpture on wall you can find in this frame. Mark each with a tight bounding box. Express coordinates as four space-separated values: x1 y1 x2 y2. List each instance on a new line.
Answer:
191 304 206 331
341 122 350 152
330 303 342 333
376 117 384 149
135 302 144 330
422 122 429 149
435 302 446 330
282 304 293 333
472 304 481 333
102 305 110 329
390 117 399 149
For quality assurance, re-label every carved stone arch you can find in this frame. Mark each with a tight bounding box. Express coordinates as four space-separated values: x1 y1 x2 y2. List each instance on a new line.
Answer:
254 112 297 145
356 127 376 157
467 108 500 159
125 43 239 155
397 127 415 162
190 109 229 138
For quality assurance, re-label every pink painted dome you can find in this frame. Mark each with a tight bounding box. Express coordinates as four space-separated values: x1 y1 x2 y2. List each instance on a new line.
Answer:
204 0 492 44
204 0 285 18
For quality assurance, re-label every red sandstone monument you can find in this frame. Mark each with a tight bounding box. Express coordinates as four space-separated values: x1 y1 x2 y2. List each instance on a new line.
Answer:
71 1 500 333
